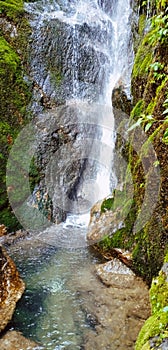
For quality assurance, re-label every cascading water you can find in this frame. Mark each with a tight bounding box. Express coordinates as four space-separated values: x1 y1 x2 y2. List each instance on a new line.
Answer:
6 2 147 350
24 0 133 235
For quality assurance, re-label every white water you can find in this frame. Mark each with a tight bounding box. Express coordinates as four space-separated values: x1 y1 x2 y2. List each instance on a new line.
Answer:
25 0 133 231
5 3 143 349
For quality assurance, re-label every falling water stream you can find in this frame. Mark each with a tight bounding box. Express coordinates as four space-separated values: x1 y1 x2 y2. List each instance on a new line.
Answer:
6 1 151 349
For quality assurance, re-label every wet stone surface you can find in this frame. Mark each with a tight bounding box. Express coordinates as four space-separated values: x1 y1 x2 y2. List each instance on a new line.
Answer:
0 331 43 350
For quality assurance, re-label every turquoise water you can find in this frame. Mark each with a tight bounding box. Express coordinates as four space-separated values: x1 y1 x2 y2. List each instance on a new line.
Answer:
9 238 102 349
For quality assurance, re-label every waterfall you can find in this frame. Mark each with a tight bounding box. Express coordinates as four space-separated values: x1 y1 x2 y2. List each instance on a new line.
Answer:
23 0 133 233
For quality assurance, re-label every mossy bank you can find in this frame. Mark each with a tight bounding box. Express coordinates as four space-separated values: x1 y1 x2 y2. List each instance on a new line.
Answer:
99 0 168 283
0 0 31 230
96 0 168 347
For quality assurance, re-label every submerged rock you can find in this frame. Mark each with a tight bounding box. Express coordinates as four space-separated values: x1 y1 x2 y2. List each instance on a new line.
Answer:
0 246 25 332
0 331 43 350
95 258 136 288
81 258 151 350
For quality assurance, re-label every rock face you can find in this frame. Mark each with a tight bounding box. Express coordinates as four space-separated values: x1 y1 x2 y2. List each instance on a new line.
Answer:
95 259 135 288
87 191 132 243
87 205 124 243
81 258 151 350
112 85 132 116
0 246 25 332
0 331 42 350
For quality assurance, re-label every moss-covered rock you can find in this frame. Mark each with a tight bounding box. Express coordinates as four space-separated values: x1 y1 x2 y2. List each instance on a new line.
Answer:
97 1 168 285
0 1 31 230
135 254 168 349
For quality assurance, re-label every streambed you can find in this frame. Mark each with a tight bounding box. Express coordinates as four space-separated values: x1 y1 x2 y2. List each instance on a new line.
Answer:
7 228 150 350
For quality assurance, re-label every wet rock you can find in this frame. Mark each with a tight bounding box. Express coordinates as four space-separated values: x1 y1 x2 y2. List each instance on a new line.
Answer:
0 225 7 237
149 337 168 350
111 248 133 267
79 259 151 350
0 18 18 40
0 230 29 246
0 331 43 350
112 84 132 116
161 261 168 282
28 14 112 104
87 209 123 242
0 247 25 332
87 197 125 243
137 335 168 350
95 259 136 288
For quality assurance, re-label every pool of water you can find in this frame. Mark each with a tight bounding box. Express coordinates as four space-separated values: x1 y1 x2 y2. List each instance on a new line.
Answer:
8 234 101 349
7 228 150 350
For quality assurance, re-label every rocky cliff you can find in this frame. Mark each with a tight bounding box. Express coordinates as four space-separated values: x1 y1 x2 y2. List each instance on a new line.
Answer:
88 0 168 347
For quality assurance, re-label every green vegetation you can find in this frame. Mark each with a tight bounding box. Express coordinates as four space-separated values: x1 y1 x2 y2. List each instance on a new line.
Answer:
136 254 168 349
0 1 31 230
0 0 24 21
132 30 154 80
99 0 168 286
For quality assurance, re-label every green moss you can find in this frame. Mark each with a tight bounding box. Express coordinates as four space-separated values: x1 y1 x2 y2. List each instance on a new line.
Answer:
0 36 19 73
140 342 151 350
146 99 156 115
164 253 168 263
98 228 126 251
130 100 144 119
136 249 168 349
150 270 168 314
157 0 168 10
139 14 147 37
0 10 31 230
132 30 154 79
0 0 24 21
101 196 114 213
135 309 168 350
0 208 21 231
29 157 41 192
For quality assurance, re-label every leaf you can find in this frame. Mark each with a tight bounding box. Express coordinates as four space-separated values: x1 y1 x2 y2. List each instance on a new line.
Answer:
128 118 143 131
145 122 153 132
163 306 168 313
163 129 168 138
153 160 160 167
163 98 168 105
162 129 168 144
146 115 154 120
162 108 168 115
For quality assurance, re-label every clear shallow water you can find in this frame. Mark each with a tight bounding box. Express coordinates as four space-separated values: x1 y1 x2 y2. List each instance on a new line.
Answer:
8 237 103 349
7 229 150 350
